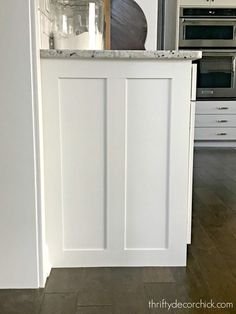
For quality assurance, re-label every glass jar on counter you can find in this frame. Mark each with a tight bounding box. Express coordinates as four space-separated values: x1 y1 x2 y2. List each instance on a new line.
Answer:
50 0 104 50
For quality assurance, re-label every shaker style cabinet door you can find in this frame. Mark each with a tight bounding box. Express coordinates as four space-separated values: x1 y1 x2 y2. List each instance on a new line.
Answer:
41 59 192 267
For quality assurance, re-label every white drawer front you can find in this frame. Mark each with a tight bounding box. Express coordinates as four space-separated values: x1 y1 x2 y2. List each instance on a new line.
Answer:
195 115 236 128
195 128 236 141
196 101 236 115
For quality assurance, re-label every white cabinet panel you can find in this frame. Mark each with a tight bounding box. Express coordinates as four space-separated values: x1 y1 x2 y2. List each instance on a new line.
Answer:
125 79 170 250
187 101 196 244
59 78 106 250
41 59 193 267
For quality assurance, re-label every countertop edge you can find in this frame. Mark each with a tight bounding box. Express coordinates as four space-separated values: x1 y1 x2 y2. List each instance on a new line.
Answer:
40 50 202 61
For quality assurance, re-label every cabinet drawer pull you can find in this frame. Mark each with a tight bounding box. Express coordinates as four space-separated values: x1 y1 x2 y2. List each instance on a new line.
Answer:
216 120 228 123
216 132 227 136
217 107 229 110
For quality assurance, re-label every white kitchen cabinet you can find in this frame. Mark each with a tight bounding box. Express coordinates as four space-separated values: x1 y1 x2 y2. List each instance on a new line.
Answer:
41 56 196 267
195 101 236 142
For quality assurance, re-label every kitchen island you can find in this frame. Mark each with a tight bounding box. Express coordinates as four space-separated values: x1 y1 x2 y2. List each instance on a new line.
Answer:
40 50 201 267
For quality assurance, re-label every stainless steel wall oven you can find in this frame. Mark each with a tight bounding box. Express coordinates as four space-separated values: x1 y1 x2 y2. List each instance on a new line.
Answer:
179 7 236 99
179 8 236 48
196 50 236 99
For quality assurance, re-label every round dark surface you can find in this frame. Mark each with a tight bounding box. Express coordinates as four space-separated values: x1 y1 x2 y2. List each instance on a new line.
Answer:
111 0 148 50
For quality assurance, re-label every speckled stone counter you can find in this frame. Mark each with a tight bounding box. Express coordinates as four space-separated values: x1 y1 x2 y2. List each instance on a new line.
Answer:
40 49 202 60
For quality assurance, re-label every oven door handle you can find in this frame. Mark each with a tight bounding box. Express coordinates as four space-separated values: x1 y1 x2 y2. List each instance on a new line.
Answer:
233 57 236 73
181 18 236 22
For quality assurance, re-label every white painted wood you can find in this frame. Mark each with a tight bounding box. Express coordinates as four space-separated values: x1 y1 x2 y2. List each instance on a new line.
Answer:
0 0 46 288
135 0 158 50
196 115 236 128
191 64 197 102
59 78 106 250
196 101 236 115
195 128 236 140
32 0 52 287
187 101 196 244
187 64 197 245
41 58 193 267
125 79 170 250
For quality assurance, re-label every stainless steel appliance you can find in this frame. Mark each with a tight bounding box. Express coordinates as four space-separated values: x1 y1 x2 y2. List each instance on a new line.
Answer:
157 0 178 50
196 50 236 99
179 8 236 48
178 6 236 99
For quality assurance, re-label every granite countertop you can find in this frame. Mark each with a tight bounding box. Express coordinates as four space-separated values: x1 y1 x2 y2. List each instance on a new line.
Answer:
40 50 202 60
